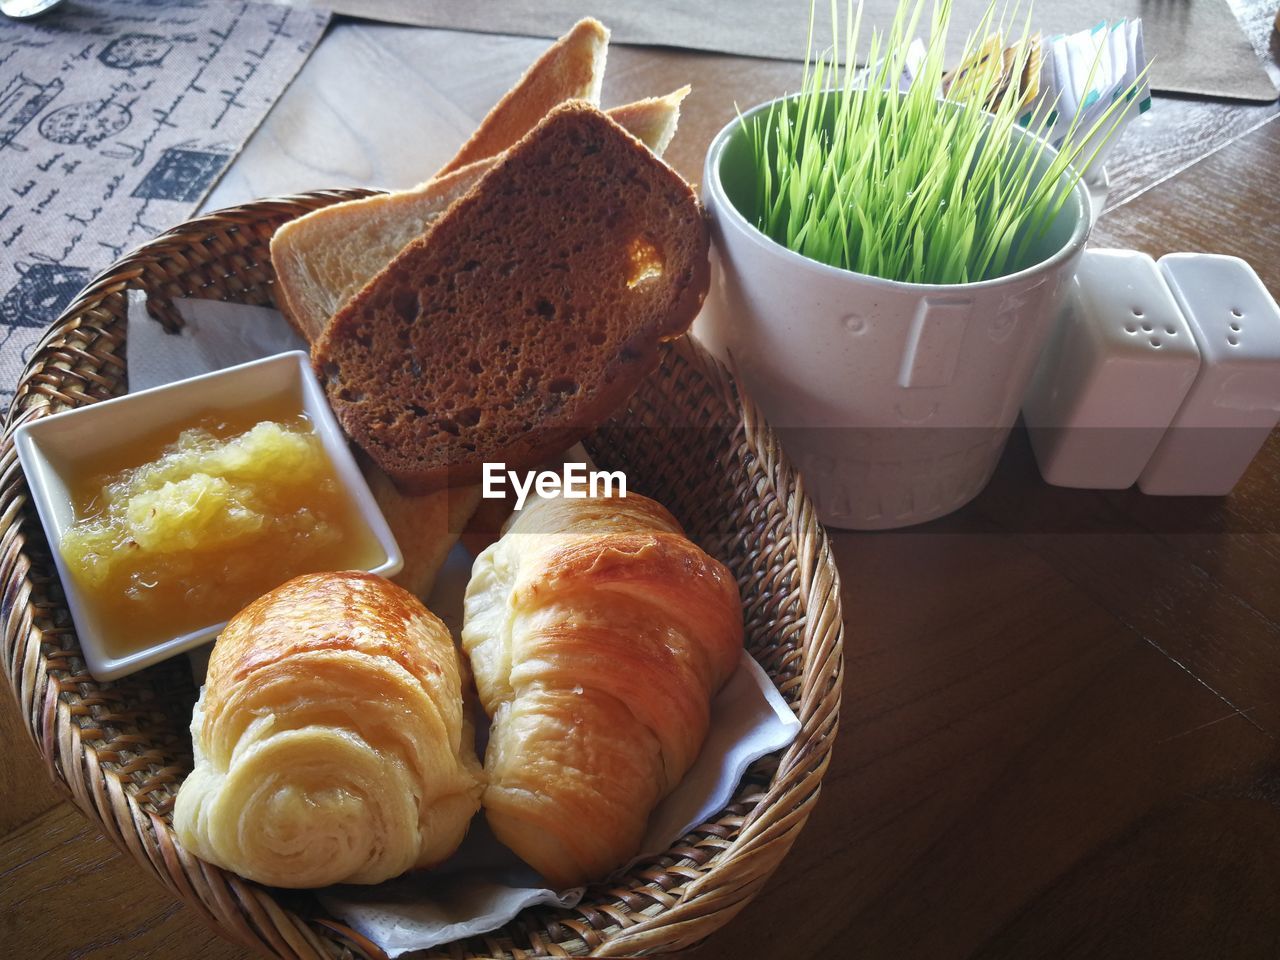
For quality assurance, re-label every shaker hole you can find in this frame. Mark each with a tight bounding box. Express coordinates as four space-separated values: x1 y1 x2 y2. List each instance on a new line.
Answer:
1165 326 1176 335
1230 322 1241 332
1228 335 1240 346
1124 323 1137 334
1132 308 1144 317
1141 323 1153 332
1231 308 1243 318
1149 337 1161 348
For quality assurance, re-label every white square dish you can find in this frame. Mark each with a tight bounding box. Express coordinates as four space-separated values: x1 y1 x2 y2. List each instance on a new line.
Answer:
14 350 402 681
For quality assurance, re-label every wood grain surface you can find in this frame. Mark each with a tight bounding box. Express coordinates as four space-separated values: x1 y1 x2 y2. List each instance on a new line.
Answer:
4 5 1280 959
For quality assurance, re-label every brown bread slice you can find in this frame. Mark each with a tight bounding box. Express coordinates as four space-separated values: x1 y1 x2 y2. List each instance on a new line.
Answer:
271 89 688 343
312 101 710 493
436 18 608 177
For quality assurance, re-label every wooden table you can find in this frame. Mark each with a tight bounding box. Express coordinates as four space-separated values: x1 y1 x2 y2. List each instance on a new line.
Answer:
4 5 1280 958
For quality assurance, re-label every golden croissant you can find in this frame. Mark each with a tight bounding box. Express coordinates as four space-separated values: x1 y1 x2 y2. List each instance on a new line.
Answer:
462 493 743 887
174 571 483 888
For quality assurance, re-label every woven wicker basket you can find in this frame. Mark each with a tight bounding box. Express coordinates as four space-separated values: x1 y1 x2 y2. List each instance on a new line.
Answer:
0 191 843 959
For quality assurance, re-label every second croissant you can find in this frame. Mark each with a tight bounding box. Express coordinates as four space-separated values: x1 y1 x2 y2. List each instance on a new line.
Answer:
462 492 744 888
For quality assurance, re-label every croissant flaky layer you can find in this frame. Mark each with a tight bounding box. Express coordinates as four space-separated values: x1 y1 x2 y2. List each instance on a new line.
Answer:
174 572 483 888
462 493 744 888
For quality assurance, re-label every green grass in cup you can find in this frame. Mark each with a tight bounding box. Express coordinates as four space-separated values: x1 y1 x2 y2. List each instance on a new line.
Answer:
740 0 1140 284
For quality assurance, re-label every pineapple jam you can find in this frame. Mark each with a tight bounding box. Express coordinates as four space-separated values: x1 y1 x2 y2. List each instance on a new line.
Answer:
59 396 384 657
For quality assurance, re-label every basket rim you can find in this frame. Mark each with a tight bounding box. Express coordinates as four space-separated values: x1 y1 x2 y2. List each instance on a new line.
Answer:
0 190 845 960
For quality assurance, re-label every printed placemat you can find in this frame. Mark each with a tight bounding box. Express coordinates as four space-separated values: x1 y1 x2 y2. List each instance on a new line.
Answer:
0 0 330 407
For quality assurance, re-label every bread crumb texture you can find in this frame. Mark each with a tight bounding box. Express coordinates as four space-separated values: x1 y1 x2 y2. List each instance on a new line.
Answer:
314 102 710 492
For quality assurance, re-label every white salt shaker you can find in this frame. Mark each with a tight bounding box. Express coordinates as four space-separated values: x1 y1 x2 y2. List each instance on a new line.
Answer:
1023 249 1201 488
1138 253 1280 496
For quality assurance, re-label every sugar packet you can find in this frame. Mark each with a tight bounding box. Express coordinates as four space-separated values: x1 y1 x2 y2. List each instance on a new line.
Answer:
1025 19 1151 179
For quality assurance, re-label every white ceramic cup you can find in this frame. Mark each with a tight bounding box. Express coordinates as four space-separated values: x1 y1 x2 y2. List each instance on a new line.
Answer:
695 95 1092 530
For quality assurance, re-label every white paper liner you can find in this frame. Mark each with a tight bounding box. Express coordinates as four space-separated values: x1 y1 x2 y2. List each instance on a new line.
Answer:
317 646 797 956
125 292 308 392
126 294 802 955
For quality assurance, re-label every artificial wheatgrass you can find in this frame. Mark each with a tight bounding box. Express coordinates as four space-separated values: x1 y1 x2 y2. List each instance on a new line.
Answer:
741 0 1134 285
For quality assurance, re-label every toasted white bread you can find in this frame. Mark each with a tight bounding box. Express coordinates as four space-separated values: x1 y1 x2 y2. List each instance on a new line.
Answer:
437 18 609 177
361 460 482 600
271 89 688 343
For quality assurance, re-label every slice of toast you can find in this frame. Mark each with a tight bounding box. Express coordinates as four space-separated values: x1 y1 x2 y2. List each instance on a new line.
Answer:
312 101 710 493
603 87 688 159
436 18 608 178
272 89 689 343
362 459 481 600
